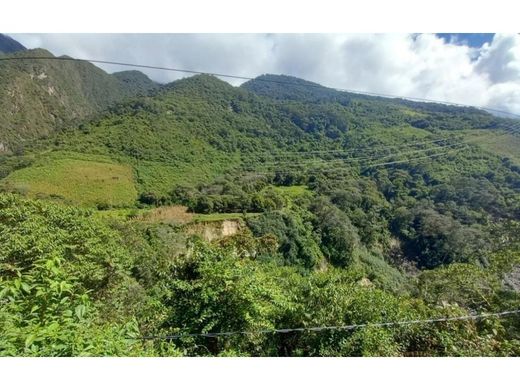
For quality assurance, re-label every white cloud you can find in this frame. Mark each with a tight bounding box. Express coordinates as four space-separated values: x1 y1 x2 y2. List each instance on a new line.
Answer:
476 34 520 83
9 33 520 115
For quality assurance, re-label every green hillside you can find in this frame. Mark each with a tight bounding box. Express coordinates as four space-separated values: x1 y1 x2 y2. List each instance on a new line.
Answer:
1 66 520 356
1 152 137 207
24 75 516 193
0 48 157 152
463 129 520 165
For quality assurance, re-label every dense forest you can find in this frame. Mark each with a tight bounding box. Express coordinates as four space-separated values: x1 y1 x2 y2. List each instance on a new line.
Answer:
1 43 520 356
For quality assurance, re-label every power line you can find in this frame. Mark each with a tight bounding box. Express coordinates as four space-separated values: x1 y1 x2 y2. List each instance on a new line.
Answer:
139 308 520 340
364 147 467 169
241 122 520 174
241 145 467 175
240 120 520 174
244 137 457 157
245 121 519 160
244 141 467 168
1 55 520 119
245 143 468 172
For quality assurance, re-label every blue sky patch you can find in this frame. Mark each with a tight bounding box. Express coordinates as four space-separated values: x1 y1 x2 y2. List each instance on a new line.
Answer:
436 33 495 48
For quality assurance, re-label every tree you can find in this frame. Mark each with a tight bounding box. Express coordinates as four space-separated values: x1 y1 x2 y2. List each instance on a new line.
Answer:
247 210 322 268
311 198 360 267
164 239 292 356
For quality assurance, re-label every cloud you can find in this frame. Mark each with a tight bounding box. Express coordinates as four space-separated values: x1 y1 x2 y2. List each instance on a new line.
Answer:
9 33 520 114
476 34 520 83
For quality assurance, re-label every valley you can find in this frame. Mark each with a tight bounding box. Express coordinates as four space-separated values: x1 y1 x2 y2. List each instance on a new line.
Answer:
1 35 520 357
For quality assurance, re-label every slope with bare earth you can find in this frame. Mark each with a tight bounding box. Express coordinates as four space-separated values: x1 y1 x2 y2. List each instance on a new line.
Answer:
0 48 157 151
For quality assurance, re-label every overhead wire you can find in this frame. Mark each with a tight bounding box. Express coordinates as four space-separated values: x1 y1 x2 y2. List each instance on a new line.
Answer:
2 54 520 348
243 141 467 168
244 137 456 157
238 147 467 177
138 308 520 340
1 55 520 119
239 121 520 175
1 54 519 174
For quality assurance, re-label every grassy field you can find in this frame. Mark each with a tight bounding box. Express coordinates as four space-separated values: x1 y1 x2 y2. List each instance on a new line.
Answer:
463 130 520 164
137 205 194 224
131 205 260 224
273 185 311 198
93 208 146 221
1 152 138 207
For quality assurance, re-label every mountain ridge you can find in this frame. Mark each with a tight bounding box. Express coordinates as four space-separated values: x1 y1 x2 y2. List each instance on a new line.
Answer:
0 47 158 152
1 48 520 356
0 34 26 54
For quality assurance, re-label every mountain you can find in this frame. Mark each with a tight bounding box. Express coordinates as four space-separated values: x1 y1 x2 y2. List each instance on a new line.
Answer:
0 48 157 152
6 74 518 203
113 70 158 95
0 34 26 54
241 74 500 123
1 71 520 357
242 74 348 102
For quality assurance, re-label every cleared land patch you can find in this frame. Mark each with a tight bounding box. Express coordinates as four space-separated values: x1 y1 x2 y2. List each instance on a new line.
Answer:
463 130 520 165
1 153 138 207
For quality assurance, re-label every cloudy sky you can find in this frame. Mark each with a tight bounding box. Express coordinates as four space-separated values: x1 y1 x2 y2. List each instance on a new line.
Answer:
10 33 520 115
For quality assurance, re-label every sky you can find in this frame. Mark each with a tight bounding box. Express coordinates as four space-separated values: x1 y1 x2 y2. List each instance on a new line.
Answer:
9 33 520 115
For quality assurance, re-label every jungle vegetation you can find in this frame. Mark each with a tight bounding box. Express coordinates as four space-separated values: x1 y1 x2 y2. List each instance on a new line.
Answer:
1 46 520 356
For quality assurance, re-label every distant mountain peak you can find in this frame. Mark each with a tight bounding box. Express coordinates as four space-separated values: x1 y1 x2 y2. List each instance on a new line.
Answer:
164 74 238 97
252 73 324 87
112 70 158 95
242 73 345 103
0 34 26 54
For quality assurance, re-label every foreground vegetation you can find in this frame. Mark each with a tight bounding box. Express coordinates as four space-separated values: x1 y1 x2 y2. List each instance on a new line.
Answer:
1 193 519 356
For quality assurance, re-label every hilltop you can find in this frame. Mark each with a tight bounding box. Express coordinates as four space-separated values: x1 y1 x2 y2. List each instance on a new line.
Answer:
1 58 520 356
0 47 157 152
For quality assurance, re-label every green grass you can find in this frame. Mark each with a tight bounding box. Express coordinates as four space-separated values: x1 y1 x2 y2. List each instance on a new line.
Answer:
361 124 432 141
93 208 145 221
463 130 520 164
1 152 138 207
94 207 259 225
273 185 311 198
134 160 223 195
398 108 428 118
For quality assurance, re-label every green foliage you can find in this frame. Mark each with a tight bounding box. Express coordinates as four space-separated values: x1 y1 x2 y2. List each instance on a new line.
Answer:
1 70 520 356
0 49 156 150
247 209 323 269
0 193 133 291
1 193 519 356
311 197 360 267
391 205 489 268
170 178 294 213
0 257 146 356
1 152 138 207
163 239 294 355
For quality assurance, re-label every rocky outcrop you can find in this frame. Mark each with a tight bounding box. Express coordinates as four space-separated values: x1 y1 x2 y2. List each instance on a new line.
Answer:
183 219 242 242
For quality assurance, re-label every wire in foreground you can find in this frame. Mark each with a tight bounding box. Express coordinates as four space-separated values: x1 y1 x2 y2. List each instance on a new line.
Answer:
138 308 520 340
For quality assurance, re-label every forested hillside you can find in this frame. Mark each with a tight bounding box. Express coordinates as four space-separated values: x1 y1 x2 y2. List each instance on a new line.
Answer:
1 50 520 356
0 48 157 152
